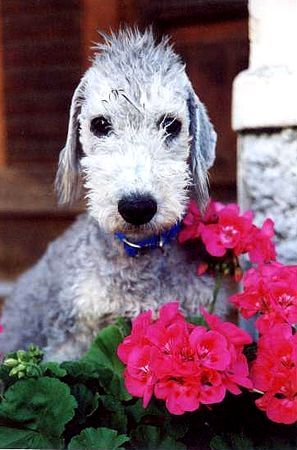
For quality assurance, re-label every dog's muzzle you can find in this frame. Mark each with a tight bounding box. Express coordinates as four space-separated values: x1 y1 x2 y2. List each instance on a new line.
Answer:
118 194 157 225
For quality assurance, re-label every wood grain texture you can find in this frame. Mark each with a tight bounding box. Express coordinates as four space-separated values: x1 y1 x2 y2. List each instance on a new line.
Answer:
1 0 82 164
0 165 84 214
82 0 139 68
0 5 7 167
131 0 248 26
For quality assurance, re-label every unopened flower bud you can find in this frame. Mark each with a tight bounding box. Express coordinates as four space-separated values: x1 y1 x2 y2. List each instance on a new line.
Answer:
16 350 26 360
234 266 243 282
3 358 18 368
9 364 26 377
9 366 20 376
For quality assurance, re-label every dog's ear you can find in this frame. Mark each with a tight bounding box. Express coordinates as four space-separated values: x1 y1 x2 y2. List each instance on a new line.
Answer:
55 78 86 205
187 84 217 206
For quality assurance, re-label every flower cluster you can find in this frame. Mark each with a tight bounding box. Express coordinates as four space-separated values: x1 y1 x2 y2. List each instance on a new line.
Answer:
117 302 252 415
178 200 276 279
251 324 297 424
230 261 297 424
230 262 297 334
177 200 297 425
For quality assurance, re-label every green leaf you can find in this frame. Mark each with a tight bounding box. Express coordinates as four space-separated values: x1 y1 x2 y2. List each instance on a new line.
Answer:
0 364 14 390
99 395 127 433
61 360 131 401
186 315 206 326
83 324 125 374
210 434 254 450
61 360 101 381
164 417 189 440
40 362 67 378
0 427 63 449
80 324 131 400
97 366 131 401
126 398 166 424
68 427 129 450
70 384 99 424
231 434 254 450
126 399 146 424
131 425 186 450
0 377 77 437
211 436 233 450
113 317 131 338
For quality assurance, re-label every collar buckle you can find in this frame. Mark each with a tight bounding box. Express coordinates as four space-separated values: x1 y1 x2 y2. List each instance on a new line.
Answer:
115 222 181 257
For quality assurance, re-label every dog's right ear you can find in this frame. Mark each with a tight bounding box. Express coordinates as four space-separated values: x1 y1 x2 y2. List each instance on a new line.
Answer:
55 78 86 205
187 84 217 208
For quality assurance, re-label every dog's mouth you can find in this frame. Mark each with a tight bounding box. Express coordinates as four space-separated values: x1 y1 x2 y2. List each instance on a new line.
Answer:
117 221 157 236
115 218 179 239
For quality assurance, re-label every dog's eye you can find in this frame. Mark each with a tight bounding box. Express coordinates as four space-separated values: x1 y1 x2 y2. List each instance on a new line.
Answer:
90 116 112 137
158 116 182 140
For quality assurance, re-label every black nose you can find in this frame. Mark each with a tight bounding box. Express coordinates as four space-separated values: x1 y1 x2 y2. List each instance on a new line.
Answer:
118 194 157 225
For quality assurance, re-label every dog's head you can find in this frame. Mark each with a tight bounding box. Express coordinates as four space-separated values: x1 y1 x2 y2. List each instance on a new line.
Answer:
56 29 216 236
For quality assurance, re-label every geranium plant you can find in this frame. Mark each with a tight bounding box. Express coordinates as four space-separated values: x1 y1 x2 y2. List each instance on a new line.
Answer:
178 200 276 280
230 262 297 334
117 302 252 415
1 199 297 450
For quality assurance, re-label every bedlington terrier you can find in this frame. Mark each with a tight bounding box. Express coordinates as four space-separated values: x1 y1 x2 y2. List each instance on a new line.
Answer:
1 29 219 361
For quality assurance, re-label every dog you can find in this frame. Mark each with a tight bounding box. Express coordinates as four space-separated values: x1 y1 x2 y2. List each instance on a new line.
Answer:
0 28 222 361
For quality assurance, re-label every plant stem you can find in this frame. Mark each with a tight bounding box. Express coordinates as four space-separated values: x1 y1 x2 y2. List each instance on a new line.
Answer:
211 271 222 313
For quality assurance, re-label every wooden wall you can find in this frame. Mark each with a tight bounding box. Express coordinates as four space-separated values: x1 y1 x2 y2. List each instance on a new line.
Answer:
0 0 82 280
0 0 248 282
2 0 82 165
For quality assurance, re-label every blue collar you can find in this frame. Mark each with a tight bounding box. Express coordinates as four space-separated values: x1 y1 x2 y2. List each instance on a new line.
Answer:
115 222 181 257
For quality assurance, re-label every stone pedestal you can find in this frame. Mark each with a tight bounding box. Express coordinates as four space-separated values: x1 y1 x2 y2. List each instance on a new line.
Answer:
238 129 297 264
233 0 297 265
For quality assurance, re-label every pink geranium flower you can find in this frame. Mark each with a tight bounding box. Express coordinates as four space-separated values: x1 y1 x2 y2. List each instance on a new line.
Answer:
251 324 297 424
148 321 194 378
178 200 202 244
256 383 297 425
117 310 153 364
230 263 297 333
222 351 253 395
178 199 276 280
247 219 276 264
189 328 230 370
201 205 254 257
155 375 201 415
124 345 157 408
201 308 253 394
198 368 226 404
117 302 252 414
157 301 186 328
201 307 252 348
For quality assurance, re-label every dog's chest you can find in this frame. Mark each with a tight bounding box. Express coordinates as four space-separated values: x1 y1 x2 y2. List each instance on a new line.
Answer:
75 242 213 327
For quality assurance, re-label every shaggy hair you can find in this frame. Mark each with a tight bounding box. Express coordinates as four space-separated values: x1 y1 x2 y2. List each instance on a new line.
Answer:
0 29 224 362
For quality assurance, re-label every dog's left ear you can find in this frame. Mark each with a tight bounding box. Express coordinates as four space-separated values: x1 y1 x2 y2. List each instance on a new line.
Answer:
55 77 86 205
187 84 217 205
